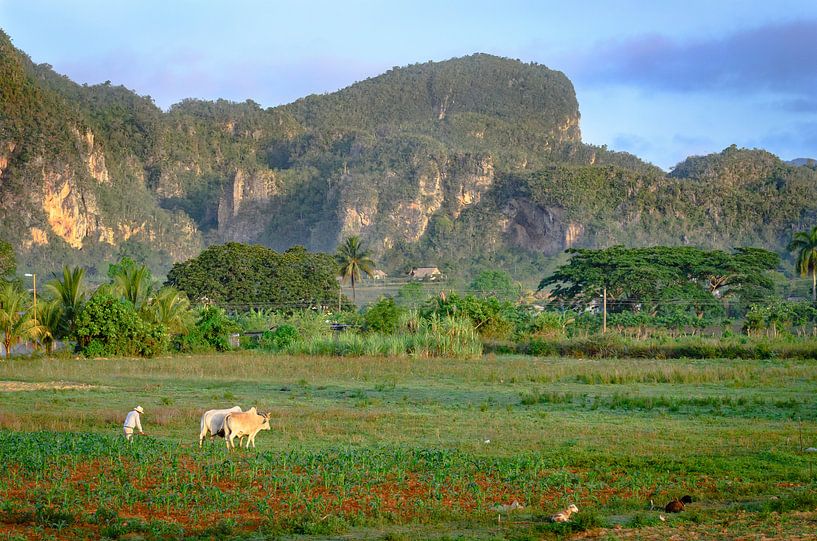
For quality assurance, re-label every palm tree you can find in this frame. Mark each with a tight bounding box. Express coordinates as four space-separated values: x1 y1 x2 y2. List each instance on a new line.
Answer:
0 282 41 359
789 226 817 303
47 265 87 337
36 300 63 355
146 287 194 335
112 263 153 311
335 236 375 302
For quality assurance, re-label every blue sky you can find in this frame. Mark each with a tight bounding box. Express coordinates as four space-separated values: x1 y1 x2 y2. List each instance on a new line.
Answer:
1 0 816 169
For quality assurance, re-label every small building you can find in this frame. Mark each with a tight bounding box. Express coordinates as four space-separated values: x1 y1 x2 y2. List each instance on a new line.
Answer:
409 267 442 280
370 269 387 280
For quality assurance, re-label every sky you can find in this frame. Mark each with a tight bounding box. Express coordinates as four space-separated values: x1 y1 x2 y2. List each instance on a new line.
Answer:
1 0 816 169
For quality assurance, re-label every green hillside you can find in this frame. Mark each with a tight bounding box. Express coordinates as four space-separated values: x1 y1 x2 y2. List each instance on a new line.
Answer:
1 28 815 284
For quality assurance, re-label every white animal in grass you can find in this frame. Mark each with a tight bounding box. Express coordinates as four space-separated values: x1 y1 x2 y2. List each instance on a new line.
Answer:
199 406 242 446
223 408 272 449
550 504 579 522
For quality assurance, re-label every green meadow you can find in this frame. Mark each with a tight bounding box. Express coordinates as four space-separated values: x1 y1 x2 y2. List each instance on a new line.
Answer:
1 353 816 540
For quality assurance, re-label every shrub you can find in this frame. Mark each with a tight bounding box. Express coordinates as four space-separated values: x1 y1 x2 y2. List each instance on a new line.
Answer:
526 311 574 339
424 293 515 340
172 327 215 353
74 294 168 357
364 297 402 334
233 308 280 333
286 310 333 341
192 306 237 351
525 338 557 356
261 324 300 351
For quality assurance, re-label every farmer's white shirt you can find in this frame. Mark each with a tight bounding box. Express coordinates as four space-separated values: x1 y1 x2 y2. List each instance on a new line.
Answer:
123 410 142 432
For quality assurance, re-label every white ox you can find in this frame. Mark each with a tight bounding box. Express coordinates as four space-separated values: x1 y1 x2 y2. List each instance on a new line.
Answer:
223 407 271 449
199 406 242 446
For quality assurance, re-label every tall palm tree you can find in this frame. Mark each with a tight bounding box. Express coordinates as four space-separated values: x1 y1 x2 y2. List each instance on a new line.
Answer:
789 226 817 303
36 299 63 355
47 265 87 337
335 236 375 302
0 282 41 359
146 287 194 335
112 263 153 311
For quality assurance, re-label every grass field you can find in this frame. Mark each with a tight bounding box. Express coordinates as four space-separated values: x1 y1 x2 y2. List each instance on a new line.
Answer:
1 353 817 540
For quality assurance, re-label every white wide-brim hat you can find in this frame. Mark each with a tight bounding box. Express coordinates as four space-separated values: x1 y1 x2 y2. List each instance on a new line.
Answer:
135 406 144 414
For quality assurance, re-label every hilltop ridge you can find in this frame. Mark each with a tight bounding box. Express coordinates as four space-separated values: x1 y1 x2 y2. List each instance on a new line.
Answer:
1 29 815 282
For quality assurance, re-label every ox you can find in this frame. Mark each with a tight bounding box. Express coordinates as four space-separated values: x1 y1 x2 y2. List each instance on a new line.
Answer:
199 406 242 446
223 407 271 449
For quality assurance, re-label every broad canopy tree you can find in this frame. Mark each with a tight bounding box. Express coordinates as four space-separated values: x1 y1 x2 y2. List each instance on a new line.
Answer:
539 245 780 318
166 242 341 310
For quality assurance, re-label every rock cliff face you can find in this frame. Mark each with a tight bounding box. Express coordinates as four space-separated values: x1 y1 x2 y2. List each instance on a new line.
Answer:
6 30 813 281
328 154 496 252
35 127 114 250
75 128 110 184
40 163 100 249
502 199 584 255
206 148 502 256
217 168 279 242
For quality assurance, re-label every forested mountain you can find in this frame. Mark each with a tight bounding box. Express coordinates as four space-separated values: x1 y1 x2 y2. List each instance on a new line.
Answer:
1 29 815 282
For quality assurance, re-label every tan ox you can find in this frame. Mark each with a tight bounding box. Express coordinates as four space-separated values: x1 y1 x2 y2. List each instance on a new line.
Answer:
199 406 242 446
223 407 271 449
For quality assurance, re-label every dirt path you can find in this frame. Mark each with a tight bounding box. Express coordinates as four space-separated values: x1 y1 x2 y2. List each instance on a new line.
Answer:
0 381 98 392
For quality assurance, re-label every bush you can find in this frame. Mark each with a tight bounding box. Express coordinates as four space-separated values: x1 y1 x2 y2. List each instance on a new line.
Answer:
286 310 334 341
364 297 402 334
192 306 237 351
424 293 515 340
74 294 168 357
261 324 300 351
525 338 557 356
171 327 213 353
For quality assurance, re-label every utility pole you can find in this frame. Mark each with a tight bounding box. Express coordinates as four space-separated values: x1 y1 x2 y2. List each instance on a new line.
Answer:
24 273 37 352
602 286 607 334
24 273 36 326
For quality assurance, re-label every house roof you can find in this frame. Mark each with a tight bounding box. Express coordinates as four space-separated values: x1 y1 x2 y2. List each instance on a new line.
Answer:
409 267 442 277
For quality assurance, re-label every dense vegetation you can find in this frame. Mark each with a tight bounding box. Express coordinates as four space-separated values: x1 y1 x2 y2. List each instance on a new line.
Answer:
2 238 817 360
165 243 340 309
2 28 817 285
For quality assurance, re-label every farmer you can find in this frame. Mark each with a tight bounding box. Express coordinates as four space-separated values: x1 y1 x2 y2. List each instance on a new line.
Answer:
123 406 145 442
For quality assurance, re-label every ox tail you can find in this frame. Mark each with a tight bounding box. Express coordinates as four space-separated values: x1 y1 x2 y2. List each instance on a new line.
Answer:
199 413 208 446
223 413 233 449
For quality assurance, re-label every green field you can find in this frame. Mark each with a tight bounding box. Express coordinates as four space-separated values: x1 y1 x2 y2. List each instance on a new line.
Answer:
1 353 816 540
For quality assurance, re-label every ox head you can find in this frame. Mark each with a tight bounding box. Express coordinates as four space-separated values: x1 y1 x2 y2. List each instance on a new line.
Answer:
567 504 579 513
260 412 272 431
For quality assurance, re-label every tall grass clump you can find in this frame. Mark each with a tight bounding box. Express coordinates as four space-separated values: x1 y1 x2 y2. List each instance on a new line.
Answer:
410 314 482 357
281 314 480 358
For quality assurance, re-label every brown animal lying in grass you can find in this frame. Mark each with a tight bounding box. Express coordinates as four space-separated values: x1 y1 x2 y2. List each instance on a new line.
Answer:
550 504 579 522
665 495 693 513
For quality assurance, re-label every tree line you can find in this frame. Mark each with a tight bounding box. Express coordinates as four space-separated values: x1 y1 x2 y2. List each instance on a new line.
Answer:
1 225 816 359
